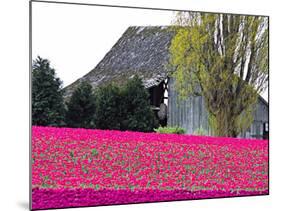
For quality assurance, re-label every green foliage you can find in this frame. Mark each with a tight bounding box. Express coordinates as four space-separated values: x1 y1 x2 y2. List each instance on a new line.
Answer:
95 184 100 190
69 151 74 158
65 81 95 128
32 56 65 126
120 76 158 132
154 126 186 134
194 127 208 136
94 76 158 132
94 83 123 130
91 148 98 157
169 13 268 137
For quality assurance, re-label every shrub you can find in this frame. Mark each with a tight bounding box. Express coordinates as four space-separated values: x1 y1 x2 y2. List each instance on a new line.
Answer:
94 77 158 132
94 83 122 130
65 81 95 128
154 126 186 134
194 127 208 136
120 76 158 132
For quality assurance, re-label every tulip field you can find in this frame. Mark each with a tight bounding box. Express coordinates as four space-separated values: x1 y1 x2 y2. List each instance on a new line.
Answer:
32 126 268 210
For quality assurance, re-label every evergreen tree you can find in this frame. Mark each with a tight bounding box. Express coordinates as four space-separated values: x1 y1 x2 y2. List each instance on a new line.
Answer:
121 76 158 132
94 77 158 132
94 83 122 130
65 81 95 128
32 56 65 126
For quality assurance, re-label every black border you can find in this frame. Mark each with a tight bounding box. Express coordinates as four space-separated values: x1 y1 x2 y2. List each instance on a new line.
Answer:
29 1 270 210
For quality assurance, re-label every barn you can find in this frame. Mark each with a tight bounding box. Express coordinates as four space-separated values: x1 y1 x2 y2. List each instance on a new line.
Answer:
64 26 269 139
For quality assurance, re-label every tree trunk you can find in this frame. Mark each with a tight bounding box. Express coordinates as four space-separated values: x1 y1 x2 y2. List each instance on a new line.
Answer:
213 109 239 137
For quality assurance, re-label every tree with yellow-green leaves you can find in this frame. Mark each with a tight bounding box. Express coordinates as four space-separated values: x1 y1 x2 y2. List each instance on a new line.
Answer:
169 12 268 137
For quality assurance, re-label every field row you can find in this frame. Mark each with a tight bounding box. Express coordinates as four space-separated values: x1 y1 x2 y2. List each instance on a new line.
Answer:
32 126 268 209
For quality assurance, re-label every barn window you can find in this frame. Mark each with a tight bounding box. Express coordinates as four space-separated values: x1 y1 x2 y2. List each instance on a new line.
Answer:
148 78 169 127
148 82 164 108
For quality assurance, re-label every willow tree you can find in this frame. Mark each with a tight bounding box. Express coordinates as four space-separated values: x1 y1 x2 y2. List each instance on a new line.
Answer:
169 13 268 137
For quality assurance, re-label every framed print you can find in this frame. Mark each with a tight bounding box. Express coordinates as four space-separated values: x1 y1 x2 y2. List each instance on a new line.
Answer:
30 1 269 210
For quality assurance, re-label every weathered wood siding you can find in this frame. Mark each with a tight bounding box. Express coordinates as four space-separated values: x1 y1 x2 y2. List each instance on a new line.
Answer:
167 78 212 135
242 97 269 139
167 77 268 139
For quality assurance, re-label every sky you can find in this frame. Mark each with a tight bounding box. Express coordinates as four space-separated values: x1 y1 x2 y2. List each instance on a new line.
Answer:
32 2 268 101
32 2 174 87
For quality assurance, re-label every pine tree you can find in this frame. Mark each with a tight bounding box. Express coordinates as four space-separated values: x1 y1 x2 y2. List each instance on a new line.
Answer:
65 81 95 128
32 56 65 126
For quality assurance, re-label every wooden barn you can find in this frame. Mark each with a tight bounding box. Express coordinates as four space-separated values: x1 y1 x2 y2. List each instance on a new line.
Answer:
64 26 269 139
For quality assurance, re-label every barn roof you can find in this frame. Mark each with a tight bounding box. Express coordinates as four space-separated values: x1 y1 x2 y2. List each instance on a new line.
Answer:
64 26 174 98
63 25 269 106
258 95 268 107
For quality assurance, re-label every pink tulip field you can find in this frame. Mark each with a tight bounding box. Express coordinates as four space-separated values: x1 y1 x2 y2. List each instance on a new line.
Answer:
32 126 268 210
